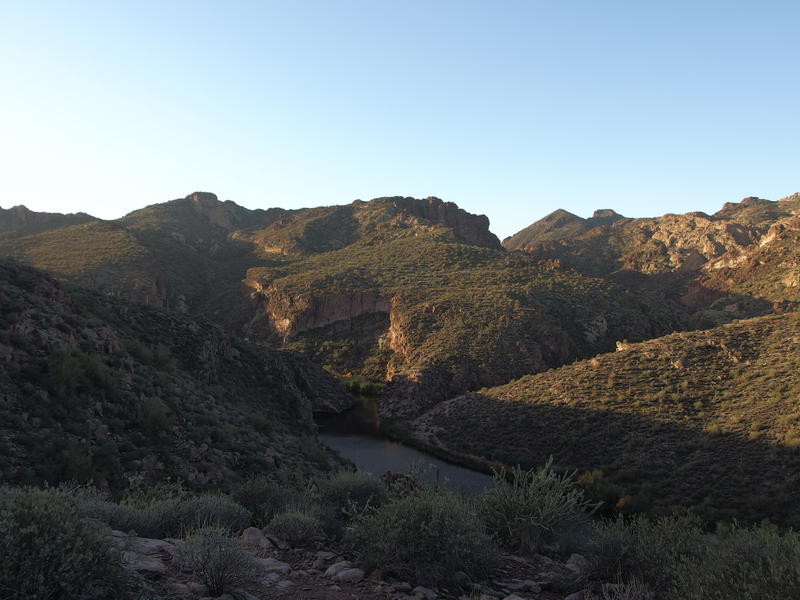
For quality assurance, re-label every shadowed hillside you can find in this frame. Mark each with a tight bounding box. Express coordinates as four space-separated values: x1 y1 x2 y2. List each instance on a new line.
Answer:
0 260 349 491
410 311 800 526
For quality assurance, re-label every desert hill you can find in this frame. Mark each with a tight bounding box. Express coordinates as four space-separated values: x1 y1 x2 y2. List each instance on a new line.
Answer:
409 310 800 526
0 260 349 491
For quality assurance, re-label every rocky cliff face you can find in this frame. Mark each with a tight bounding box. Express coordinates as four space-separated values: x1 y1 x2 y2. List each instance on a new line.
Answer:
506 195 800 279
387 196 502 249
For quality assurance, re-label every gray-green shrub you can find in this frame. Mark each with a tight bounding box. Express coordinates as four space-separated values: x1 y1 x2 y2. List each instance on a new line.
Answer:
318 471 387 521
267 510 323 547
345 486 498 585
0 486 130 599
231 476 299 526
74 491 251 538
588 514 706 596
477 458 596 555
176 526 260 596
679 523 800 600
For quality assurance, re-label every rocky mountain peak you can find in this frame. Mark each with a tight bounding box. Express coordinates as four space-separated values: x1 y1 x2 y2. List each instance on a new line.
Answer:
187 191 220 205
591 209 623 219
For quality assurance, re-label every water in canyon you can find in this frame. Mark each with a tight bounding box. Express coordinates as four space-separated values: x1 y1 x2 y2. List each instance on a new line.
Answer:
317 395 494 494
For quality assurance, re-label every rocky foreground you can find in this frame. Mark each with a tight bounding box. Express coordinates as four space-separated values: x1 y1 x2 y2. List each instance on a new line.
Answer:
115 525 592 600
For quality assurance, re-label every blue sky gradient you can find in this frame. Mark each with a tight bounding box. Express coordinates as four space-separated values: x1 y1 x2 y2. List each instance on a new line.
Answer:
1 1 797 238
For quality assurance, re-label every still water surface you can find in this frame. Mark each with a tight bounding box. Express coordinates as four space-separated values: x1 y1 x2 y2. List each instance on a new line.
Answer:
317 396 493 495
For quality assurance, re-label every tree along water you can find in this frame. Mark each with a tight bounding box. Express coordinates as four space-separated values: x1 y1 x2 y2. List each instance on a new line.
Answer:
317 395 494 495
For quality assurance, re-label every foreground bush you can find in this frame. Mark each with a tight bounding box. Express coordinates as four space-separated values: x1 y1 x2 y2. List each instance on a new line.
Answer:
0 486 129 599
177 526 260 596
477 458 596 555
588 515 800 599
345 486 498 585
231 476 300 526
318 471 388 521
75 490 251 538
267 511 324 547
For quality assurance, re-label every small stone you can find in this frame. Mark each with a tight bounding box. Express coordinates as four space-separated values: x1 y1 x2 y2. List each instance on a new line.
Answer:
502 595 526 600
335 568 365 583
276 580 293 589
185 581 208 595
325 560 354 577
565 553 590 574
453 571 471 587
329 585 342 591
240 526 274 550
394 582 413 592
412 585 438 599
265 534 290 550
121 551 167 574
564 592 586 600
256 557 291 574
316 550 337 561
164 582 190 595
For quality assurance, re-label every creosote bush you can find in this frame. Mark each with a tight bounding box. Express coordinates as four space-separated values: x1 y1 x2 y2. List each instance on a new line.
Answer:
177 526 260 596
477 457 596 555
231 476 300 527
345 486 498 585
0 486 131 600
266 510 324 547
318 471 387 521
587 515 800 599
75 489 251 538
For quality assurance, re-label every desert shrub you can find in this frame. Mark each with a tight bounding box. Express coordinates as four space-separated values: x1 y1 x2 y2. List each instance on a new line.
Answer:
476 458 596 555
0 486 130 599
176 526 260 596
266 511 323 547
345 486 498 585
586 578 654 600
74 490 250 538
157 495 251 537
588 515 706 597
678 523 800 600
231 476 300 526
318 471 387 521
589 517 800 599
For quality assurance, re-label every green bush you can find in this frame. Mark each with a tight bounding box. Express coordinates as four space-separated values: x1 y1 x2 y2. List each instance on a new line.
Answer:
266 511 323 547
588 515 706 596
680 523 800 600
345 486 498 585
75 490 251 538
318 471 387 522
0 486 129 599
477 458 596 555
176 526 260 596
231 477 300 527
588 516 800 599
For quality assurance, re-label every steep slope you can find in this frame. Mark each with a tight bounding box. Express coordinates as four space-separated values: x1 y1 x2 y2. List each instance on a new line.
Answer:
410 311 800 526
244 236 685 418
0 260 349 491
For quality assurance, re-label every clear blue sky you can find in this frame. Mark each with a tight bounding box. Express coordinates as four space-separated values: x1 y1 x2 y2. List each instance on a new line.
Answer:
1 1 797 239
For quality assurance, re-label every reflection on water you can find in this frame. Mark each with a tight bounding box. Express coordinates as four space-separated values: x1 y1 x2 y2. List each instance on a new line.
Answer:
317 395 494 495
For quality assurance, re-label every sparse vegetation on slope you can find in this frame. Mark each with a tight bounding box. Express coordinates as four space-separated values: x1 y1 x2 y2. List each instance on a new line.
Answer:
412 311 800 525
0 260 346 491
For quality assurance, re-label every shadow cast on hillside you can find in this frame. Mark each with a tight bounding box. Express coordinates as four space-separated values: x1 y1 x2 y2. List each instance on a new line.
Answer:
428 396 800 527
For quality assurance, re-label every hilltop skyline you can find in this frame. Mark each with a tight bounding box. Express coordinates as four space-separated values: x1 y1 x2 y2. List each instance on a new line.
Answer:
1 1 798 239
